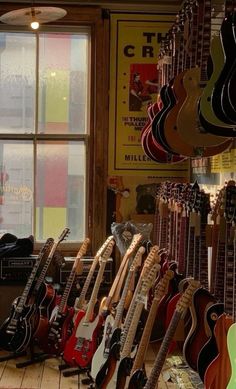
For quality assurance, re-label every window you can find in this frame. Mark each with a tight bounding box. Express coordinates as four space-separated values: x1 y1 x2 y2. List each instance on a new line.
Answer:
0 7 109 253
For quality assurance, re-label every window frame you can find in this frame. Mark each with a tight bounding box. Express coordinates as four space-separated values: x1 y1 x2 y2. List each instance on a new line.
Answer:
0 4 109 255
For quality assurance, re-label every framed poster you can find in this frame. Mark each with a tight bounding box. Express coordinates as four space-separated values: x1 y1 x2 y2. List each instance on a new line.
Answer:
108 13 189 178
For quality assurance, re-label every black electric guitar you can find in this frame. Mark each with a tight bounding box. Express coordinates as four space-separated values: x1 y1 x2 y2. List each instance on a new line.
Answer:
0 237 54 352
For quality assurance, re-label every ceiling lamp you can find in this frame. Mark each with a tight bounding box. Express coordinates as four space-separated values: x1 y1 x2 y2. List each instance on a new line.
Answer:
0 6 67 30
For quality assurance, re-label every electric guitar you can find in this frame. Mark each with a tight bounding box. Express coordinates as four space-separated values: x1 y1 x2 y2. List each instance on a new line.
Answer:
90 246 145 379
103 233 143 312
32 228 71 342
63 239 115 368
204 313 233 389
226 322 236 389
73 235 114 313
95 262 160 389
39 237 90 355
143 279 200 389
128 269 174 389
0 237 54 352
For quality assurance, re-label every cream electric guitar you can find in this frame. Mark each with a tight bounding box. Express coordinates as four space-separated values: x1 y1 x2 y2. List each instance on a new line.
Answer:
128 269 174 389
143 279 200 389
98 262 160 389
63 239 115 368
103 233 143 312
74 235 114 313
90 246 145 379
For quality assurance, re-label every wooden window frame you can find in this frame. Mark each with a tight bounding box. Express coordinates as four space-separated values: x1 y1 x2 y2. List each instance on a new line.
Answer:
0 3 109 256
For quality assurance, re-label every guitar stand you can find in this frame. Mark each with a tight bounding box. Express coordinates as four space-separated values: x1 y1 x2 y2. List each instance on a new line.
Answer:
0 350 26 362
15 344 53 368
62 366 88 377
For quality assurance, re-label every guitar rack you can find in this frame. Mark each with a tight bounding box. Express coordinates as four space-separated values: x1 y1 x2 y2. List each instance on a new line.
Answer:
59 363 94 385
0 350 26 362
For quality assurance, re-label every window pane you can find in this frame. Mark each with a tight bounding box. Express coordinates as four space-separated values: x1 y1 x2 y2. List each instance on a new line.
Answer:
0 33 36 134
38 33 89 135
36 141 86 241
0 141 33 236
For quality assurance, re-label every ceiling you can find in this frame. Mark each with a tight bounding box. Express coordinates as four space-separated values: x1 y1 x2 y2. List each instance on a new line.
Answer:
0 0 183 13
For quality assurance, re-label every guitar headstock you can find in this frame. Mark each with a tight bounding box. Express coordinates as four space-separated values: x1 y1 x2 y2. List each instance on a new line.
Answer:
144 245 160 268
95 235 114 259
176 279 200 314
140 263 161 299
99 239 115 264
154 269 174 299
130 246 146 271
126 233 143 256
76 237 90 259
57 227 70 243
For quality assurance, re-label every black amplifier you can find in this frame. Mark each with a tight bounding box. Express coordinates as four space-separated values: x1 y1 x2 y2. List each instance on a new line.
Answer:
0 256 38 283
59 257 113 286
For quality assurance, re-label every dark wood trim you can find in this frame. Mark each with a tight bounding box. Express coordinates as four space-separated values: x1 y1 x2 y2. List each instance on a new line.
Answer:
0 4 109 256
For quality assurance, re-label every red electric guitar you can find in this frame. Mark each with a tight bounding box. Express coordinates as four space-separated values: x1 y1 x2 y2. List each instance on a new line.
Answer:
37 238 90 355
63 239 115 368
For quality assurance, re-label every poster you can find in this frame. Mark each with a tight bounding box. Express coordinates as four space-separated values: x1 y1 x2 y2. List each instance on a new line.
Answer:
108 13 189 178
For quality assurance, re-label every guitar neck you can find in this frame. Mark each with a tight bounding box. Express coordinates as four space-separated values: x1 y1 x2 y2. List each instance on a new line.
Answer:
121 298 145 359
34 239 59 292
113 259 138 329
84 259 107 323
58 267 76 314
15 238 53 312
75 256 99 310
144 310 182 389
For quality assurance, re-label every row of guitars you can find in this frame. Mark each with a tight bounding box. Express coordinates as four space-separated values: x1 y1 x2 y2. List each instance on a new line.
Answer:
0 227 199 388
141 0 236 164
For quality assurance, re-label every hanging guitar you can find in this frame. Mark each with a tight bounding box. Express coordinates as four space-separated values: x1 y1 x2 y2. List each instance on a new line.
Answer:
0 237 54 353
38 237 90 355
63 239 115 368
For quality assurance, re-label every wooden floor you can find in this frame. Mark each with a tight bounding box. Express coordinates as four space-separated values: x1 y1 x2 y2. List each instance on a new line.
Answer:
0 344 203 389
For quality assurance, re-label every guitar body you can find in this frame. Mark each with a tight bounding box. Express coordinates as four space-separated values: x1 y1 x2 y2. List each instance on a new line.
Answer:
33 283 56 339
177 67 230 147
227 59 236 114
128 368 146 389
0 296 36 352
211 14 236 124
116 356 133 389
204 313 233 389
199 35 236 137
63 309 102 368
42 305 74 355
183 288 216 371
227 323 236 389
91 313 115 378
197 303 225 382
95 342 120 389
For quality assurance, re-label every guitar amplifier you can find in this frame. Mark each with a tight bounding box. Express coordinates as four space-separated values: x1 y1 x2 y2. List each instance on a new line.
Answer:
59 257 113 286
0 256 38 283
